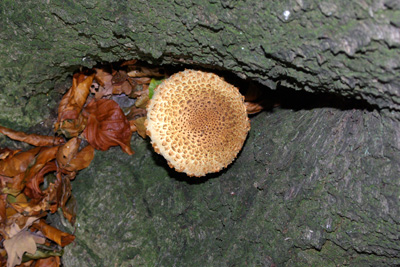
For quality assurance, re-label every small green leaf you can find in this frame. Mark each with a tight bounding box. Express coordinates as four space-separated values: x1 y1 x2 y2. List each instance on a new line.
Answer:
148 78 164 99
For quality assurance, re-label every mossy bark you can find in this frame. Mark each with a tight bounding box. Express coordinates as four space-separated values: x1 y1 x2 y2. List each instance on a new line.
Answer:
1 0 400 266
53 106 400 266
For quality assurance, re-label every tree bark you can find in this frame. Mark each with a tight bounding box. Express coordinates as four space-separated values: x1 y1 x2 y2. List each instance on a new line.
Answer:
1 0 400 266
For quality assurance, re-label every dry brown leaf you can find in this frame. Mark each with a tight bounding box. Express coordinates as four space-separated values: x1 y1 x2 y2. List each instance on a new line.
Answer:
243 83 267 114
54 114 87 138
0 147 42 178
61 194 76 225
5 216 39 239
120 59 137 66
24 162 57 200
132 117 147 139
5 173 26 196
32 219 74 247
112 80 133 96
82 99 134 155
127 66 164 78
0 194 6 224
131 87 149 98
55 73 94 134
111 70 129 84
24 147 59 183
32 256 60 267
0 126 64 147
10 200 49 217
64 145 95 172
16 260 35 267
126 106 147 121
132 77 152 84
5 194 28 218
4 229 45 267
0 148 21 160
93 68 114 99
56 138 95 172
56 138 80 170
135 93 149 109
244 101 265 114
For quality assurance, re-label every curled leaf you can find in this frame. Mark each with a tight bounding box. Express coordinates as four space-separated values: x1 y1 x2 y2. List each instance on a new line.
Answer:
55 73 94 135
24 162 57 200
131 117 147 139
0 148 21 160
64 145 95 172
61 194 76 225
56 138 80 170
83 99 134 155
54 114 87 138
0 126 64 147
127 66 165 78
32 219 75 247
135 93 149 109
24 146 59 183
0 147 42 178
244 101 265 115
92 68 114 99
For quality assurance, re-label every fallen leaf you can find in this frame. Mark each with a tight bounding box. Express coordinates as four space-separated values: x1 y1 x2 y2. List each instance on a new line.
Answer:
120 59 137 66
0 249 7 267
61 194 76 225
32 219 74 247
244 83 268 114
24 147 59 183
82 99 134 155
5 216 39 239
0 126 64 147
5 194 28 218
112 80 133 96
55 73 94 135
0 147 42 178
111 70 129 84
16 260 34 266
135 93 149 109
0 194 6 224
56 138 95 172
10 200 49 217
4 229 45 267
4 173 26 195
31 256 60 267
64 145 95 172
92 68 114 99
55 138 80 170
54 114 87 138
127 66 165 78
24 162 57 200
126 106 147 121
244 101 265 114
131 77 152 85
0 148 21 160
132 117 147 139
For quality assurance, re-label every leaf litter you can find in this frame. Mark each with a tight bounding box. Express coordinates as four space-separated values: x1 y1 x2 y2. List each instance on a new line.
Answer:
0 60 264 266
0 61 166 266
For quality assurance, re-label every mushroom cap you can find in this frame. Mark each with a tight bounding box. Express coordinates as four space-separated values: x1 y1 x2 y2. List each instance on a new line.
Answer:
145 69 250 177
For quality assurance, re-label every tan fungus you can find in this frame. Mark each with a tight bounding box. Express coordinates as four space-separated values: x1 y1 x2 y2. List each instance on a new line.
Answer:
145 69 250 177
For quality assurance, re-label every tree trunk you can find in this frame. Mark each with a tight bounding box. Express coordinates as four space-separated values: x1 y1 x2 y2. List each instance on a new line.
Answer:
1 0 400 266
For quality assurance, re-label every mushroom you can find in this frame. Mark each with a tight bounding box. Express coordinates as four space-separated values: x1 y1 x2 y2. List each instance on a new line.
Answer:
145 69 250 177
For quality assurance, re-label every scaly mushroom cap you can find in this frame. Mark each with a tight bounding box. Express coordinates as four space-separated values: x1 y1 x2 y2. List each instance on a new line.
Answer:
145 69 250 177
